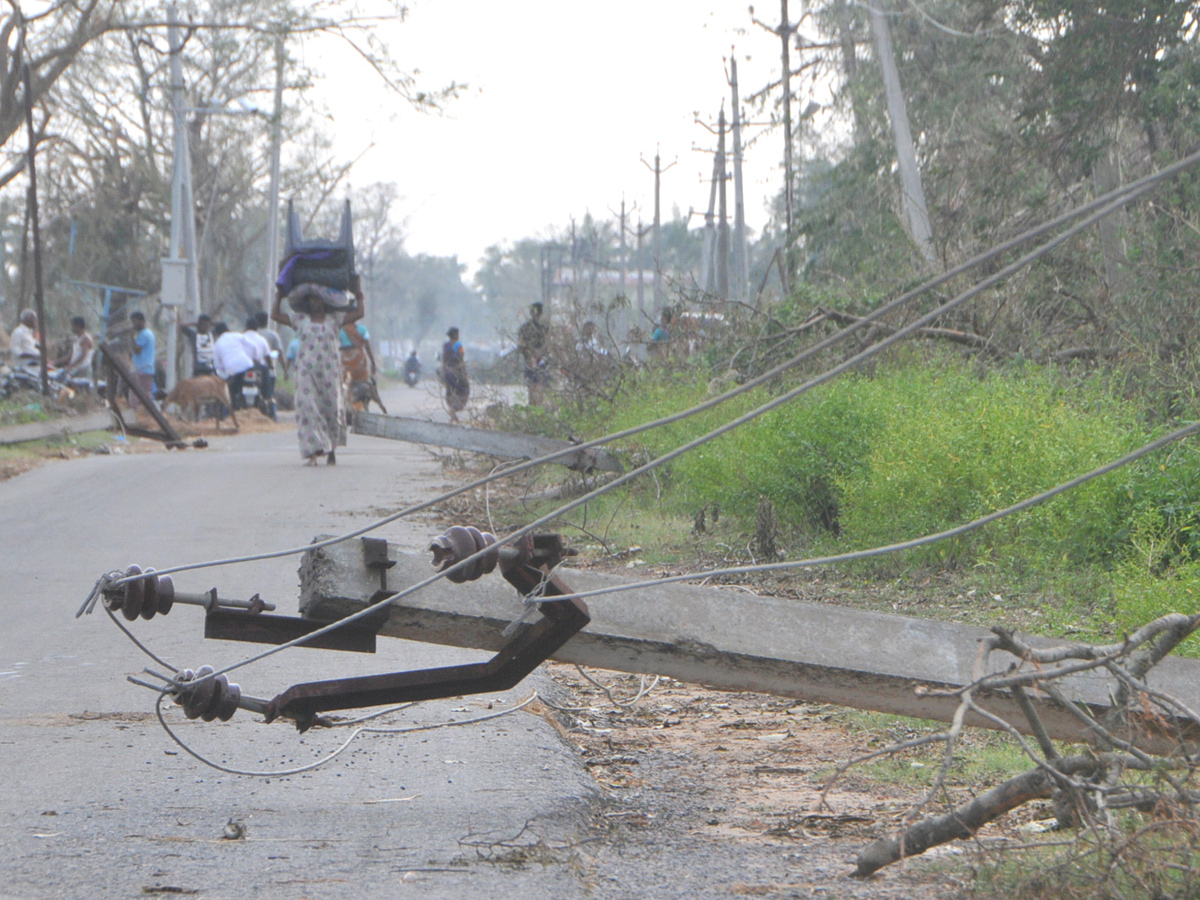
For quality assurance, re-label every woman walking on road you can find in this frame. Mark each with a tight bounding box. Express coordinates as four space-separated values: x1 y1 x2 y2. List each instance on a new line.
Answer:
272 278 365 465
440 326 470 423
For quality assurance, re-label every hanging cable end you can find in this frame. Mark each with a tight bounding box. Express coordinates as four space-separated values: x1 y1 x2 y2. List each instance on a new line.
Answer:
76 572 116 619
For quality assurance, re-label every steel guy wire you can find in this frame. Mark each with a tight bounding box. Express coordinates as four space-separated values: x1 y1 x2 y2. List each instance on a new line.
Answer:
153 691 538 778
83 144 1200 604
148 180 1178 695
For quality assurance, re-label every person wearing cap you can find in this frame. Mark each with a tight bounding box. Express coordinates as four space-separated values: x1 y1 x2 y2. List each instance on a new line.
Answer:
439 326 469 423
272 277 365 465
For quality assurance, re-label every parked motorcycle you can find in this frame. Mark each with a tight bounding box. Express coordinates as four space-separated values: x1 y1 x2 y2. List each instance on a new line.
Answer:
242 364 277 421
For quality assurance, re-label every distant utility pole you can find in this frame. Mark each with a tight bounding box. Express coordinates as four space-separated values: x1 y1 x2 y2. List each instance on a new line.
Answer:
641 147 676 310
633 217 651 320
867 0 935 264
716 106 730 301
262 31 286 314
613 197 630 291
729 55 749 302
778 0 797 249
699 151 719 294
752 2 800 280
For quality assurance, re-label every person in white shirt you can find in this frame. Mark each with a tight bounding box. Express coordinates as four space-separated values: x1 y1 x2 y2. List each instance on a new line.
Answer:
240 319 271 367
9 310 42 372
212 322 254 410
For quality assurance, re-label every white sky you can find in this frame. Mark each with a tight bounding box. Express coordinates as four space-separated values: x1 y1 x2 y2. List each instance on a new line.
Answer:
304 1 794 274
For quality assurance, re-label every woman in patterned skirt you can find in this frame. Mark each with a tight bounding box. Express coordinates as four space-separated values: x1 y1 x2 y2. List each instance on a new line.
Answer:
271 278 365 465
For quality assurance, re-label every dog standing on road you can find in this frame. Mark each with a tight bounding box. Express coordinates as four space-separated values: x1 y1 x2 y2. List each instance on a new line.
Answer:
164 374 239 431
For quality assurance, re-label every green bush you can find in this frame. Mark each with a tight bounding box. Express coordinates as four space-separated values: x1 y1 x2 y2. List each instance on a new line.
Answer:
834 364 1142 573
532 354 1200 606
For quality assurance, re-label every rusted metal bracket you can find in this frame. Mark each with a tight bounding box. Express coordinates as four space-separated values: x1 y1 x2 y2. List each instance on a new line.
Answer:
264 528 589 731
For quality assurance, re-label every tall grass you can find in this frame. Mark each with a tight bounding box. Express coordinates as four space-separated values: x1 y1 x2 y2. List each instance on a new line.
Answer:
549 356 1200 606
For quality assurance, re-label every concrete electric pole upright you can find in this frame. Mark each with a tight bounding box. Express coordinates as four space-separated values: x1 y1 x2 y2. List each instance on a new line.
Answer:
729 55 749 301
716 106 730 301
162 5 202 390
641 148 676 311
263 32 286 314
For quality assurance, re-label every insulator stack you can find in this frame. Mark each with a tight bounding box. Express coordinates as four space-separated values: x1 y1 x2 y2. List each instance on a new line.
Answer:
106 565 176 620
429 526 499 583
175 666 242 722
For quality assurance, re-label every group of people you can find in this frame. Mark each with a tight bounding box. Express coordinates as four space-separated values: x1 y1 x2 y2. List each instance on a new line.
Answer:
181 311 280 420
4 309 97 387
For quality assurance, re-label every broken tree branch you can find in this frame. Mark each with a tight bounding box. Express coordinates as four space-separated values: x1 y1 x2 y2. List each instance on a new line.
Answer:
818 306 996 352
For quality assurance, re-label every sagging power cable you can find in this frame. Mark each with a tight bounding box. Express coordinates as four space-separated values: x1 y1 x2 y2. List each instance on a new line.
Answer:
81 143 1200 606
140 181 1179 693
536 420 1200 605
155 691 538 778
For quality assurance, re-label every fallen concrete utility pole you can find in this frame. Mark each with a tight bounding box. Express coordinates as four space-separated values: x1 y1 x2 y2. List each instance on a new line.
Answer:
0 409 114 445
301 536 1200 755
99 344 184 447
352 410 623 473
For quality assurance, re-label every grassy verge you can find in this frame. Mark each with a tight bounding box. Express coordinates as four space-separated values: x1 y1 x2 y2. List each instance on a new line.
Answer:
492 352 1200 653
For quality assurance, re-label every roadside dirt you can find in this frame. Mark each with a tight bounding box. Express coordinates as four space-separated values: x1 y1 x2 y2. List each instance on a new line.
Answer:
538 664 974 898
0 403 289 483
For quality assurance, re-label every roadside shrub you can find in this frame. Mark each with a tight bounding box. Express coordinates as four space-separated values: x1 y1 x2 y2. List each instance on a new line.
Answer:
833 363 1145 573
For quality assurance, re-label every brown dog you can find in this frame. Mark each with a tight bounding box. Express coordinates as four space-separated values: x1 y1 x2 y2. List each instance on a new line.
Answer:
164 374 238 430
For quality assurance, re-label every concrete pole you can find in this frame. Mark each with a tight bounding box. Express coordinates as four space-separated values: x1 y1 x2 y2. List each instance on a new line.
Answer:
780 0 794 252
642 148 675 310
867 0 935 264
700 151 718 294
263 33 286 314
164 7 188 391
729 56 749 301
635 217 645 318
717 107 730 301
652 151 662 307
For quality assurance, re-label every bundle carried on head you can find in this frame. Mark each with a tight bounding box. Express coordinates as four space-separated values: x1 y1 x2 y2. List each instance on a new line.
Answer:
285 283 352 314
276 199 357 294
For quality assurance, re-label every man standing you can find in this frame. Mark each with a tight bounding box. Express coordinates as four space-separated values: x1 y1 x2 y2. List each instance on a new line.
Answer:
243 316 275 420
129 311 157 412
255 311 283 362
54 317 95 382
517 301 549 404
180 313 216 375
212 321 254 411
10 310 42 372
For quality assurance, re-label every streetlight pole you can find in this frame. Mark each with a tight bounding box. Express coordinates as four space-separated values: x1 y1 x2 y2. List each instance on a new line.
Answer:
263 32 285 315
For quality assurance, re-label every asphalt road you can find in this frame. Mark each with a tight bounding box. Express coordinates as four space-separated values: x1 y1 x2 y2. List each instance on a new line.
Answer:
0 379 602 900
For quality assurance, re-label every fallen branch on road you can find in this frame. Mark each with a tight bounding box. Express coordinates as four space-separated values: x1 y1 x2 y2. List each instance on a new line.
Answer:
845 611 1200 882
